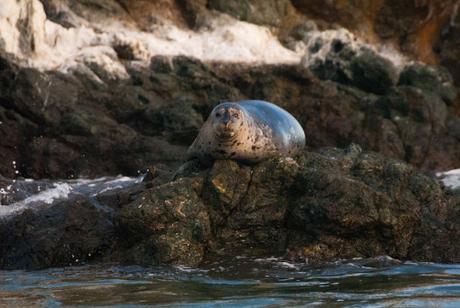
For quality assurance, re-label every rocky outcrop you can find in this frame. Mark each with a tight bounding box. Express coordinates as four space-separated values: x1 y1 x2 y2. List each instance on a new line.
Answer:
116 146 460 266
0 0 459 270
0 0 459 179
1 52 459 178
1 146 459 269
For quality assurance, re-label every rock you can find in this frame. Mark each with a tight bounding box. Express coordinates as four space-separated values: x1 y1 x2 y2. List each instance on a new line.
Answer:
0 176 144 269
363 85 453 170
291 0 458 63
2 52 460 178
399 63 458 104
349 48 399 95
0 146 458 269
438 26 460 93
0 195 115 269
114 146 460 266
207 0 295 27
0 54 195 178
308 45 398 95
115 176 211 265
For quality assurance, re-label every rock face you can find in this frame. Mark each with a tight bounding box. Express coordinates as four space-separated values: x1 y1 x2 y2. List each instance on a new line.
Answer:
1 146 459 269
1 53 460 179
117 146 460 266
0 0 459 270
290 0 458 64
0 0 459 179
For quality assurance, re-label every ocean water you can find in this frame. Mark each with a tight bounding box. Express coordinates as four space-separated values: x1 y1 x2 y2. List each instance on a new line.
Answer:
0 257 459 307
0 172 459 307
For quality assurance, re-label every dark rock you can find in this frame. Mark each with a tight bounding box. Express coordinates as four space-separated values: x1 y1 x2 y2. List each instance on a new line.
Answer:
349 48 399 94
0 196 115 269
175 0 209 29
1 52 459 179
115 176 211 265
0 176 144 269
113 146 460 266
438 25 460 93
399 63 458 104
291 0 457 63
0 146 458 269
308 46 398 94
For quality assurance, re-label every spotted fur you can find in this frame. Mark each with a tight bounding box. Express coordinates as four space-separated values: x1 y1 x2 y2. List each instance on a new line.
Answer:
187 100 305 165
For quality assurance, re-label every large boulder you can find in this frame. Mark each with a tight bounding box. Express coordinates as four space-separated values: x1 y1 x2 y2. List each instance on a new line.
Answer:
1 146 458 269
115 146 460 266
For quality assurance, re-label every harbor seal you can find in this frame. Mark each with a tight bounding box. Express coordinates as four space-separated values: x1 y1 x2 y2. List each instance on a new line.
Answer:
187 100 305 164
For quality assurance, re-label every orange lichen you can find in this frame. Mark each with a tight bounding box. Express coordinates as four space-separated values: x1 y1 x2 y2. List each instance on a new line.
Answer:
411 5 454 64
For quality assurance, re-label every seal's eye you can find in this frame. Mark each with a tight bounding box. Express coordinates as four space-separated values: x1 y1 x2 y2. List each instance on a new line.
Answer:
232 113 239 119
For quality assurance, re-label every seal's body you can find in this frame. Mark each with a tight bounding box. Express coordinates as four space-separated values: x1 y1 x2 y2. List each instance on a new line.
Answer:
187 100 305 164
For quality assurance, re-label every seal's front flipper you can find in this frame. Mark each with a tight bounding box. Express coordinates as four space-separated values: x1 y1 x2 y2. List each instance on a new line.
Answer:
171 158 206 181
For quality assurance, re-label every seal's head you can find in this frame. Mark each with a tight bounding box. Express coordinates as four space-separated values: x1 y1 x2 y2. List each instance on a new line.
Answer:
210 103 246 140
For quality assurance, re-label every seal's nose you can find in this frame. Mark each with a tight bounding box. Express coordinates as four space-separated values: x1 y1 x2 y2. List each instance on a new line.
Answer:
222 113 231 128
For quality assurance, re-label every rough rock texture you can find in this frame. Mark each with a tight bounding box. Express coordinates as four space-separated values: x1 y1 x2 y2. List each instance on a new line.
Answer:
438 23 460 111
207 0 298 27
0 54 189 178
290 0 458 64
116 147 460 266
1 146 458 269
0 0 459 179
0 196 114 269
1 52 459 178
0 0 459 273
307 45 399 95
0 177 144 269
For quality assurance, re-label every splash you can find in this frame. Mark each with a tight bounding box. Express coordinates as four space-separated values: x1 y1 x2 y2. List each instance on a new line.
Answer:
0 175 144 218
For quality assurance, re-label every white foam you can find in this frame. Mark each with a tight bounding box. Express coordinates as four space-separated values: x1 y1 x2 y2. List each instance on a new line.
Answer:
437 169 460 189
0 175 143 218
20 182 72 205
0 182 72 217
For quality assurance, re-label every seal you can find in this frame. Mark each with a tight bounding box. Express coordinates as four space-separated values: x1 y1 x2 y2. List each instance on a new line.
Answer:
187 100 305 164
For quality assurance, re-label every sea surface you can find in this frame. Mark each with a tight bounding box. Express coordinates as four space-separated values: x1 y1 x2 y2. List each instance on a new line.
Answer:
0 170 459 307
0 257 460 307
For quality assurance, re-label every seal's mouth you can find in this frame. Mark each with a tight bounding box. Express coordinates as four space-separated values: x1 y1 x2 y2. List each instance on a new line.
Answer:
215 130 236 139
